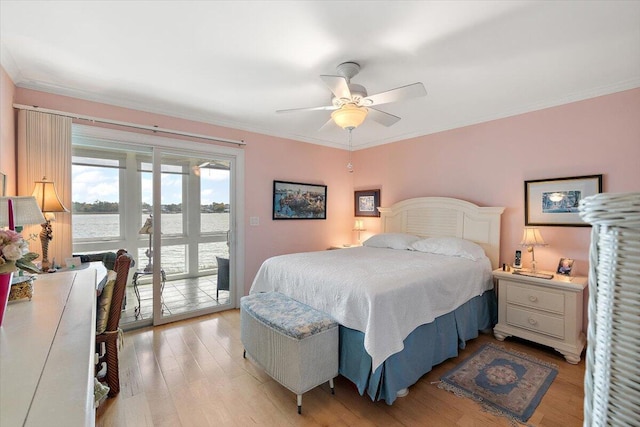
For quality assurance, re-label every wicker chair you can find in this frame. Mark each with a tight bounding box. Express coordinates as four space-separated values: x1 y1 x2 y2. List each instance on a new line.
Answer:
95 254 132 397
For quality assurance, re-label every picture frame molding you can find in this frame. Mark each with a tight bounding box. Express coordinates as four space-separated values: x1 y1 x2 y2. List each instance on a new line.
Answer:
354 189 381 217
524 174 602 227
272 180 327 220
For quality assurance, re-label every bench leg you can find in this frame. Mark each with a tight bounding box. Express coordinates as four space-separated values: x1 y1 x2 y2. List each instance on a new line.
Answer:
297 394 302 414
329 378 335 395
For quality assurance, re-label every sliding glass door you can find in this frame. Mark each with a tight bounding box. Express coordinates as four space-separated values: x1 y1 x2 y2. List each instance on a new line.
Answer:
72 125 242 329
152 151 234 323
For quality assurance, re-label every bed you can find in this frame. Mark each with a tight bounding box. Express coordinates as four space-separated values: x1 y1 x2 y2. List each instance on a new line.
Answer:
250 197 504 404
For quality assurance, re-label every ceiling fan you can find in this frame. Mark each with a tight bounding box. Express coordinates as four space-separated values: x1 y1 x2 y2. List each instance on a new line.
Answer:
277 61 427 130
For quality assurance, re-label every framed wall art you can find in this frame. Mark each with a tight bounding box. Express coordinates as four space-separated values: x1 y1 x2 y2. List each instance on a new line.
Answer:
354 189 380 217
525 174 602 226
273 180 327 220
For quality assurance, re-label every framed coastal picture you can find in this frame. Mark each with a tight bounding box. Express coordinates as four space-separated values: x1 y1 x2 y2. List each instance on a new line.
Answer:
272 180 327 220
354 189 380 217
0 171 6 196
525 175 602 226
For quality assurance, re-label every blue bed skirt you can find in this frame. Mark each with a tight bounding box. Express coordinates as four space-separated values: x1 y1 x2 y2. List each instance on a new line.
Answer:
338 289 497 405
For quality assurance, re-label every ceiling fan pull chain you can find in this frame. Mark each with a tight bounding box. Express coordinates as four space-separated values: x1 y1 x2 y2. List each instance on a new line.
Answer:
347 129 354 173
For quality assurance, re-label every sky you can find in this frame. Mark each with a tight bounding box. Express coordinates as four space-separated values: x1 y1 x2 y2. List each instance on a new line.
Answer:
72 165 230 205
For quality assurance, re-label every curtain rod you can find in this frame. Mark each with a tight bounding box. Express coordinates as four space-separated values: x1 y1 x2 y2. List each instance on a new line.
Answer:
13 103 246 146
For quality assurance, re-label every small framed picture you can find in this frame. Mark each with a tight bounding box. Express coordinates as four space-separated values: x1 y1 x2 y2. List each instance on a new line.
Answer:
354 189 380 217
556 258 574 276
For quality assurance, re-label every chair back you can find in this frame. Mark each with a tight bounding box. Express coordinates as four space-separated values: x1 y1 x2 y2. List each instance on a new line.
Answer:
216 256 230 291
104 255 131 333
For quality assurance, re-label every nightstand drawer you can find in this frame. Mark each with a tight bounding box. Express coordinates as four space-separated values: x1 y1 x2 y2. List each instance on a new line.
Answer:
506 305 564 339
506 282 564 314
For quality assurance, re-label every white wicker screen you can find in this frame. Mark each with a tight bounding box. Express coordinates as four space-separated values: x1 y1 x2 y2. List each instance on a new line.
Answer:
579 192 640 427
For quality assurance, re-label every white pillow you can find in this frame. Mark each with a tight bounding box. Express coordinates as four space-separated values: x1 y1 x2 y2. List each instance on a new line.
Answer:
410 237 486 261
362 233 421 250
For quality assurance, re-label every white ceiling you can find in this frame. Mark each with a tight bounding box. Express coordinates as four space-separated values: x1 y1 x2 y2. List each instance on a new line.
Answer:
1 1 639 150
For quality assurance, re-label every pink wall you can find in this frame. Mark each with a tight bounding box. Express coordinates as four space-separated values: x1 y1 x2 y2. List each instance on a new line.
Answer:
4 65 639 299
353 88 640 276
0 67 16 194
10 84 355 294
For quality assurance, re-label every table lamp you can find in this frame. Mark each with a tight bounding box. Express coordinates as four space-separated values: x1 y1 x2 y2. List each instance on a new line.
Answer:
520 227 548 273
353 219 366 244
31 177 69 271
139 215 154 272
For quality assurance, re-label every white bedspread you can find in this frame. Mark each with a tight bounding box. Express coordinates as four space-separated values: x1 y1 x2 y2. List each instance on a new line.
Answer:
250 246 493 371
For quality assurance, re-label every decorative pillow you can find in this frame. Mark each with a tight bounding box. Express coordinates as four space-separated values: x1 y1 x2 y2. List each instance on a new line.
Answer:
362 233 421 250
96 270 117 334
410 237 486 261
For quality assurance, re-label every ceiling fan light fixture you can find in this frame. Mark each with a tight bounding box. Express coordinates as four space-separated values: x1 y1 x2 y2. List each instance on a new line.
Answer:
331 104 368 130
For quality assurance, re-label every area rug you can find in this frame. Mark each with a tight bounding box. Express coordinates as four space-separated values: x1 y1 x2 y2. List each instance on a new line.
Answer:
438 343 558 424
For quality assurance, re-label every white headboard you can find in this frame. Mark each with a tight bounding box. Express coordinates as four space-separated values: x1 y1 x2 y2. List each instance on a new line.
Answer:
378 197 505 269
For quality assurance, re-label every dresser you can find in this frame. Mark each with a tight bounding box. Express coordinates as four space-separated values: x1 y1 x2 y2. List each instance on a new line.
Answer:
0 266 102 426
492 269 587 364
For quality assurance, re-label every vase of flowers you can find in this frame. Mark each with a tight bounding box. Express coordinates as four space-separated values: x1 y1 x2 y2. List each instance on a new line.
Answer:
0 229 41 326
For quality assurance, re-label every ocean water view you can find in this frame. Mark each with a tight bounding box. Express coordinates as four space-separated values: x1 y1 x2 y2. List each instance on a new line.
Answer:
73 213 230 274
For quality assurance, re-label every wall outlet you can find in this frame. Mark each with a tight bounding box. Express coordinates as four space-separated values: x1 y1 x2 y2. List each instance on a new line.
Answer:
249 216 259 226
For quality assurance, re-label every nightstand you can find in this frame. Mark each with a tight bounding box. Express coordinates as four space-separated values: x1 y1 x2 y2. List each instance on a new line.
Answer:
492 269 587 364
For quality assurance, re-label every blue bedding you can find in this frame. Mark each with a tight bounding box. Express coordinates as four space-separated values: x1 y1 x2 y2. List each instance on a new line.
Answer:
338 289 497 405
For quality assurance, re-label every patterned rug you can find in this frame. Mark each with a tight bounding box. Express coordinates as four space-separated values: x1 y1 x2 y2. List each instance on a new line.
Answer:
438 343 558 424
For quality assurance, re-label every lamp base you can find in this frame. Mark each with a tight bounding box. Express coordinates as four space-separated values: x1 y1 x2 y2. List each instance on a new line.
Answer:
40 221 53 273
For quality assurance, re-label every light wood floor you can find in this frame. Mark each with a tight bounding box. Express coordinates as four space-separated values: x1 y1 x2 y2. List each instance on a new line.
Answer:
96 309 585 426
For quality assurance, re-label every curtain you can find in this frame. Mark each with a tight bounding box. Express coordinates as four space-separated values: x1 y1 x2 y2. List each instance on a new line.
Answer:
17 110 73 266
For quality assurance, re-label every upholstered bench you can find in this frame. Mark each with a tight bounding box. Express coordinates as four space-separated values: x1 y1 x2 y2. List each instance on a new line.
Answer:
240 292 338 414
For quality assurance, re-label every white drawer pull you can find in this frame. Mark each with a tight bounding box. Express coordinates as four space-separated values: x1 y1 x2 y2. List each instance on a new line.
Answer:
528 295 538 302
528 318 538 326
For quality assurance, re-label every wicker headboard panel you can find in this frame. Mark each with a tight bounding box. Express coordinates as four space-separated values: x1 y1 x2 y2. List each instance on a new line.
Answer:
378 197 505 269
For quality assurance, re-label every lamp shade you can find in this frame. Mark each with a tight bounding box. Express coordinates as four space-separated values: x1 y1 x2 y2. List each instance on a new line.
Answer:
353 220 366 231
331 104 368 130
139 215 153 234
0 196 46 227
31 178 68 213
520 227 547 247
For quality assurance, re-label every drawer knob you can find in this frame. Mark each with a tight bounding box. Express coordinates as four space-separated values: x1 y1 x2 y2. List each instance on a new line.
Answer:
528 295 538 302
528 318 538 326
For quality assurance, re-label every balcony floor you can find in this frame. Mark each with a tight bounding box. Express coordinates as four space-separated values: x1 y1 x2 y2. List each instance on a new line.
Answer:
121 275 230 324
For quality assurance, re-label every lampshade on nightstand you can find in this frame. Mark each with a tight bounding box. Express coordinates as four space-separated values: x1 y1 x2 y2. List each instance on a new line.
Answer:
353 220 366 244
520 227 547 273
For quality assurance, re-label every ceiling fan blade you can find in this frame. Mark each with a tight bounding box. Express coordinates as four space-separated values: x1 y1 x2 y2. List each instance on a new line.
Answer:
362 82 426 107
320 75 352 100
276 104 337 114
367 108 401 127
